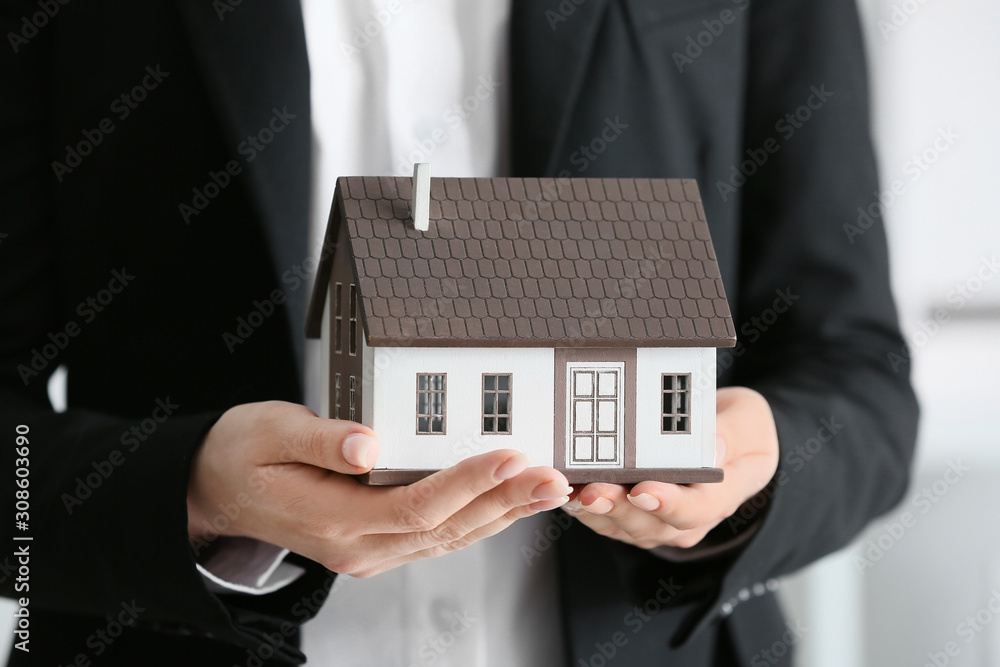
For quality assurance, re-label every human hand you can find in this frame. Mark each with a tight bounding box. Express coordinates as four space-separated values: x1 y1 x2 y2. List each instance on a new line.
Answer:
186 401 572 577
562 387 779 549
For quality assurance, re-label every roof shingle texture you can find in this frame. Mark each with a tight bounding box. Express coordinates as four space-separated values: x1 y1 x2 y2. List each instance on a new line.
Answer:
338 176 736 348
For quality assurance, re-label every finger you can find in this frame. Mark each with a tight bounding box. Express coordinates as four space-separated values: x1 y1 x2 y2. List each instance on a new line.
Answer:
380 466 570 556
355 501 550 578
620 430 772 531
572 482 627 515
571 482 676 538
566 498 711 549
626 479 738 531
372 449 532 534
271 404 381 474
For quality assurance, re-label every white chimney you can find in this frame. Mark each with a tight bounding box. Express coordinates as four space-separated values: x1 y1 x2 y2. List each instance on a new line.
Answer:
411 163 430 232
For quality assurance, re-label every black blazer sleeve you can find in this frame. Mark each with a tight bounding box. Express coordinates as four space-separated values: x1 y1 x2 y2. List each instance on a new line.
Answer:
0 2 330 663
672 0 919 643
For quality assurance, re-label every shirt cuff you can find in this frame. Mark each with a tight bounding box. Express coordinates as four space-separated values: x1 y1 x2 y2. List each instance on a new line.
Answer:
195 537 306 595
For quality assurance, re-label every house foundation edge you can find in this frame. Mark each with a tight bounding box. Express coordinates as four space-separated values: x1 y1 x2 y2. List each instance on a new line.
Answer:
358 467 724 485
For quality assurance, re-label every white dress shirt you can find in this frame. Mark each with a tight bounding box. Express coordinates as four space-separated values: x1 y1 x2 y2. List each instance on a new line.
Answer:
202 2 566 665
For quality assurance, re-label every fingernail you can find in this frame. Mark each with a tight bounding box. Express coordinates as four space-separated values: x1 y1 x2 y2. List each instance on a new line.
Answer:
529 496 570 512
532 479 573 501
562 499 583 513
494 454 529 481
582 497 614 514
627 493 661 512
716 435 728 465
342 433 376 469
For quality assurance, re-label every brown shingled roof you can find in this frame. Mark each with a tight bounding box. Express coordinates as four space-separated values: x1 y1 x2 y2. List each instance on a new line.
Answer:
306 176 736 348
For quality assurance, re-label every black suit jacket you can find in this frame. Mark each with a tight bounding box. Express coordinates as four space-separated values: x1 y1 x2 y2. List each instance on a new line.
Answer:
0 0 918 665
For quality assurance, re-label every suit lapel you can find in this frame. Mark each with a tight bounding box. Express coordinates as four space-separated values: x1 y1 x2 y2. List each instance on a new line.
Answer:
176 0 312 364
509 0 611 176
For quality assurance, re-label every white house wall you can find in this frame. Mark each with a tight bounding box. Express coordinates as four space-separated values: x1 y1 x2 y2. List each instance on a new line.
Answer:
635 347 717 469
370 347 555 469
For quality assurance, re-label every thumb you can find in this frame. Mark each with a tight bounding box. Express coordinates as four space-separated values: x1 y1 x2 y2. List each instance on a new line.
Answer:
279 411 380 474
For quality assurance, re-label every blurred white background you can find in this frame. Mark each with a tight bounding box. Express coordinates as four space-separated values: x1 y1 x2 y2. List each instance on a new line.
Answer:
2 1 997 664
779 0 1000 665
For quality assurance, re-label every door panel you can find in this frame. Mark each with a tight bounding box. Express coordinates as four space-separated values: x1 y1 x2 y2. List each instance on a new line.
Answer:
597 400 616 432
566 362 625 467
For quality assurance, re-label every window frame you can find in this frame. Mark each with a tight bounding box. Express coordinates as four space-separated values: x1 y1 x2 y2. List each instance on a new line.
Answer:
349 375 357 422
334 372 342 419
348 283 358 356
334 282 343 354
481 373 512 435
415 373 447 435
660 373 692 434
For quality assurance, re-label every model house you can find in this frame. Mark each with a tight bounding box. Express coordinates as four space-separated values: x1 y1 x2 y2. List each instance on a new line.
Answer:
305 167 736 484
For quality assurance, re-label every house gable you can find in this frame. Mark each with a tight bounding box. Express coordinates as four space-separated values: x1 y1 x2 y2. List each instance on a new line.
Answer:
320 218 366 421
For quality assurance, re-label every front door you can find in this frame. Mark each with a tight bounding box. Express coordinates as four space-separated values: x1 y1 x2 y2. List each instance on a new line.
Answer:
565 361 625 468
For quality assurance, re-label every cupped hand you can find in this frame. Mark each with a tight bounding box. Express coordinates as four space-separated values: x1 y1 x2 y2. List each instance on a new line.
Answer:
563 387 779 550
187 401 571 577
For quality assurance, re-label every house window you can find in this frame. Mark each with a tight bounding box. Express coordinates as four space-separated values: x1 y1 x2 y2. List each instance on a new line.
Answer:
482 374 512 434
661 374 691 434
349 283 358 356
334 372 342 419
416 373 446 434
349 375 357 421
334 282 343 354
